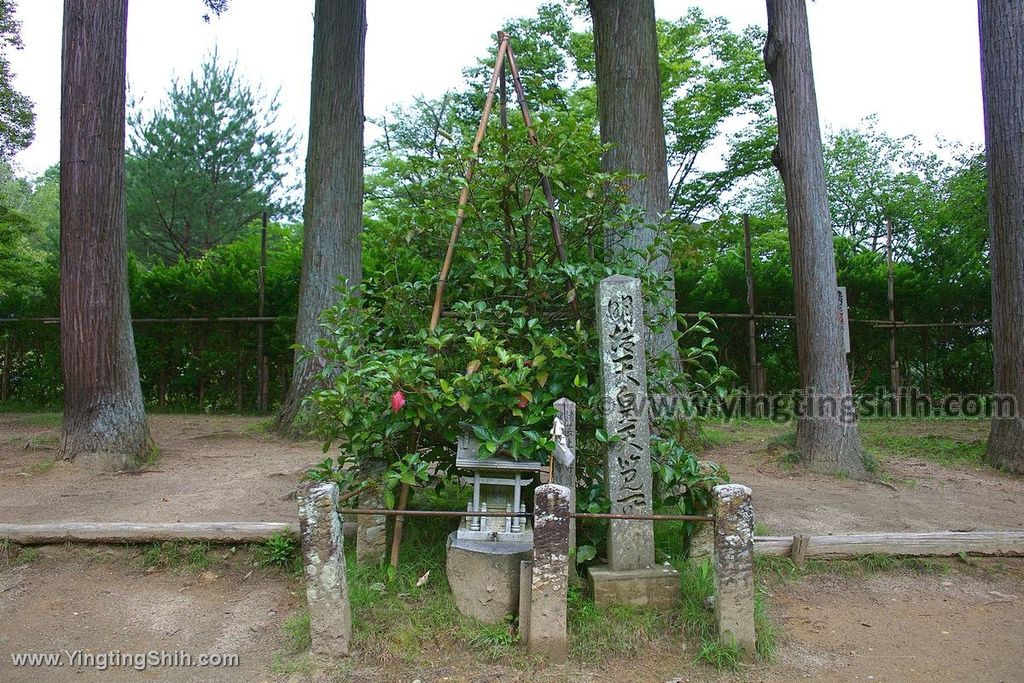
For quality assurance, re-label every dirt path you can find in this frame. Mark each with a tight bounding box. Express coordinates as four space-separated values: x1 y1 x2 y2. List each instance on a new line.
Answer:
2 413 1023 682
0 547 300 683
0 413 325 524
704 421 1024 537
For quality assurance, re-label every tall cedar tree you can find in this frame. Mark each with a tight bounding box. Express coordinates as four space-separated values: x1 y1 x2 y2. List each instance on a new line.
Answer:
275 0 366 434
59 0 153 469
979 0 1024 473
588 0 680 362
764 0 866 477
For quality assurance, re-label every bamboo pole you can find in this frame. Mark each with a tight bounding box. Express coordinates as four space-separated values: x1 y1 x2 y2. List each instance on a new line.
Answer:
504 39 569 269
427 34 510 332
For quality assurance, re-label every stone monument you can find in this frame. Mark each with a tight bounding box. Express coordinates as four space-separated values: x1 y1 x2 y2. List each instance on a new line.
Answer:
587 275 680 607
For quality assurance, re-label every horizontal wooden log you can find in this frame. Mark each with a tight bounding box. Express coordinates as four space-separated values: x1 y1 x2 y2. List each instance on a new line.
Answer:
0 521 359 545
0 522 300 545
754 531 1024 558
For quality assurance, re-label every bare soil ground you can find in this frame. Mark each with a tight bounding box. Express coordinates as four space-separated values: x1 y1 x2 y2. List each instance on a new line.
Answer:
705 419 1024 536
1 413 1022 683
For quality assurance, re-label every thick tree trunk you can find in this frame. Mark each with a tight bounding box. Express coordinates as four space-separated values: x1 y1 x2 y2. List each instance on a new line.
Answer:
59 0 153 470
979 0 1024 473
589 0 679 362
764 0 866 478
275 0 366 435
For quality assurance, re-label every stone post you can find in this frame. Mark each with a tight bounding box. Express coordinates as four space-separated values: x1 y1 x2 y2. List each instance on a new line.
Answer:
552 397 577 577
712 484 756 659
297 481 351 657
596 275 655 570
527 484 570 663
356 460 387 566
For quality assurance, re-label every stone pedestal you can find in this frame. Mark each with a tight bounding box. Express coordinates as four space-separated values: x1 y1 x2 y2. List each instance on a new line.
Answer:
446 533 532 624
587 564 680 609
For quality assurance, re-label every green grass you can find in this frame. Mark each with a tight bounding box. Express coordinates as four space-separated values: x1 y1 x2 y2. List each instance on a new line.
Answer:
282 611 311 652
27 455 57 474
137 541 212 571
862 431 987 468
568 584 663 661
755 553 951 582
0 541 42 566
253 533 302 576
13 412 62 428
677 558 777 670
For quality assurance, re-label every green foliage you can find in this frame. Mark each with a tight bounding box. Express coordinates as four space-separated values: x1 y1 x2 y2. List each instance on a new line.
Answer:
567 584 663 661
254 533 302 576
126 50 297 262
466 616 520 660
0 0 33 161
281 611 311 653
138 541 212 571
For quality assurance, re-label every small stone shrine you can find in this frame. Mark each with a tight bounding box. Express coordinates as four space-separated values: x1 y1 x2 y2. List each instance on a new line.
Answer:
446 431 540 624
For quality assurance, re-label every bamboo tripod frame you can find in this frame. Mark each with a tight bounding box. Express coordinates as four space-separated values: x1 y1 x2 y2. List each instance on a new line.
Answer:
427 31 573 333
392 33 575 570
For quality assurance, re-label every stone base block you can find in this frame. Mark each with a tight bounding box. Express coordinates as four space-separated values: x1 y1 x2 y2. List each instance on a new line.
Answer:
587 564 681 609
446 532 532 624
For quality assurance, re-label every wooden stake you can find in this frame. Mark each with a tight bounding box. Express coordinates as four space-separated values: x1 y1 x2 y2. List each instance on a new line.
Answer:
886 216 899 415
257 210 269 413
427 34 509 333
389 481 410 570
742 214 760 401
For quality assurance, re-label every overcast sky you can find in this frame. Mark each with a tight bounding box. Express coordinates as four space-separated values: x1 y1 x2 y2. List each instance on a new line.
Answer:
9 0 983 177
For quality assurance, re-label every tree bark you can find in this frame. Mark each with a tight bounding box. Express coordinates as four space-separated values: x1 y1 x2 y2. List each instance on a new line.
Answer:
275 0 366 435
764 0 866 478
979 0 1024 473
59 0 153 470
589 0 679 362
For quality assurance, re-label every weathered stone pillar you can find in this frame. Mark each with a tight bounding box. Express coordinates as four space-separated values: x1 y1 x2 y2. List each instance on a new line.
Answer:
356 461 387 566
588 275 679 608
552 397 577 577
527 484 570 663
297 481 351 657
712 483 756 659
596 275 655 570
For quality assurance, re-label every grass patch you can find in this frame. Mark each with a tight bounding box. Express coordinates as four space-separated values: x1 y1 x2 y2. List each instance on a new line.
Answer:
756 553 951 583
137 541 212 571
282 611 311 652
861 423 987 469
27 455 57 474
567 584 662 661
0 540 41 566
253 533 302 576
677 559 776 670
14 412 62 428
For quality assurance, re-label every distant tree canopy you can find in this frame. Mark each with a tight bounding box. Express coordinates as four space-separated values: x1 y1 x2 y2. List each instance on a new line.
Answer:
126 52 297 263
0 0 34 162
0 2 997 414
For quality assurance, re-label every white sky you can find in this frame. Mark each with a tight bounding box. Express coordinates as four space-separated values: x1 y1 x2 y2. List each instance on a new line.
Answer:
9 0 983 178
